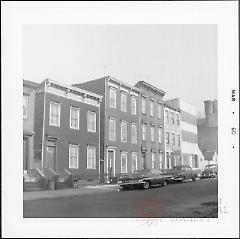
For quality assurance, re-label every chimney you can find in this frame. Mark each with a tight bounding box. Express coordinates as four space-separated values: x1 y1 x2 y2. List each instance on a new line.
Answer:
204 100 213 118
212 99 218 114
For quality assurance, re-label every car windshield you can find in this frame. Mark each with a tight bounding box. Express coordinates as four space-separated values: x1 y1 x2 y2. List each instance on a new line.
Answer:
133 169 152 175
205 164 217 169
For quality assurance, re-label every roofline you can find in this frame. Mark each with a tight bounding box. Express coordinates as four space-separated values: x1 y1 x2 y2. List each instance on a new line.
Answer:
163 102 180 112
44 79 103 100
135 80 166 96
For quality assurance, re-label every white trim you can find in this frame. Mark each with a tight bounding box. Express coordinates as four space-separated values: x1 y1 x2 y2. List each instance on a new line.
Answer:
130 91 138 97
87 145 96 169
120 86 129 93
87 111 96 133
107 81 119 89
106 148 116 177
121 152 128 174
49 101 61 127
69 144 79 169
70 106 80 130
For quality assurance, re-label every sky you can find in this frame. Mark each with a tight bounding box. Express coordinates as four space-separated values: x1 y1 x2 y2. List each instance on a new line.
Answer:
23 24 217 115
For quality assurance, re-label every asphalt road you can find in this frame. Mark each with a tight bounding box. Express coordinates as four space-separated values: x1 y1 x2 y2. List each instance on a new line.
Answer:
24 178 218 218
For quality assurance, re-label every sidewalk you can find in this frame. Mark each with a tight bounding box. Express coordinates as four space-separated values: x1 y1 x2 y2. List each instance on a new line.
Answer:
24 184 119 201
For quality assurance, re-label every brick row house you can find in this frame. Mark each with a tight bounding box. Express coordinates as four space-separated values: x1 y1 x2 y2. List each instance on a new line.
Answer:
73 76 141 183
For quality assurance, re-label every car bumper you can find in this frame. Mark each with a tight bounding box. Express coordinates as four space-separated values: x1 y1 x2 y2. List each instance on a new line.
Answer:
118 181 145 187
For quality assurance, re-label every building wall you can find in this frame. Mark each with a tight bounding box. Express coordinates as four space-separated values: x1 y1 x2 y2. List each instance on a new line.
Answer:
135 82 165 171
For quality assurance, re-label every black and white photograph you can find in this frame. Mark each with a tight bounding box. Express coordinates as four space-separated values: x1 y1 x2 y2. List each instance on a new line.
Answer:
2 2 239 238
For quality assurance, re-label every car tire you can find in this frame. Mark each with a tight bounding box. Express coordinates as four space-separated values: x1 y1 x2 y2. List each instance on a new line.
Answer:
162 180 167 187
143 181 150 189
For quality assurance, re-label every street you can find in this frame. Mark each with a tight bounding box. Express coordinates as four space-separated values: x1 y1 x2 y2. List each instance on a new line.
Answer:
24 178 218 218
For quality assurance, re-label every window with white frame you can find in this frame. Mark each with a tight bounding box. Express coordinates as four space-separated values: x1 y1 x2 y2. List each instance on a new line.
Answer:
177 114 180 125
131 123 137 144
150 125 155 142
23 94 28 119
109 87 117 108
158 127 163 143
87 146 96 169
121 92 127 112
166 132 170 144
70 106 80 129
131 153 137 172
171 112 175 124
142 123 147 141
165 109 169 123
177 134 181 146
131 96 137 115
121 121 127 142
158 104 162 119
172 133 175 145
150 100 154 117
69 144 79 169
142 97 146 114
87 111 96 132
109 118 116 141
159 152 164 170
49 102 61 126
121 153 128 173
151 152 156 169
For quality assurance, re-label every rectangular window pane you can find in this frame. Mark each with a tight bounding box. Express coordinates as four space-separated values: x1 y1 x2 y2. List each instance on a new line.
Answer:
165 110 169 123
142 97 146 114
87 146 96 169
109 118 116 141
158 104 161 119
23 94 28 118
69 144 79 169
50 102 60 126
171 112 174 124
151 152 156 169
109 88 116 108
121 153 127 173
150 100 154 117
132 153 137 172
70 107 79 129
151 126 154 142
131 124 137 143
166 132 169 144
172 133 175 145
121 93 127 112
158 127 162 143
142 124 146 141
87 111 96 132
121 121 127 142
131 97 137 115
159 152 164 170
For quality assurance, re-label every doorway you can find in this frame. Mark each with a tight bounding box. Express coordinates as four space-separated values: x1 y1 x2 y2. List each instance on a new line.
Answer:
141 152 146 169
107 149 115 177
45 143 56 170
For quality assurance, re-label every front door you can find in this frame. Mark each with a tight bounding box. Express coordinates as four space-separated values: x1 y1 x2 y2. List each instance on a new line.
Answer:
107 150 115 177
46 145 56 170
23 137 28 171
142 152 146 169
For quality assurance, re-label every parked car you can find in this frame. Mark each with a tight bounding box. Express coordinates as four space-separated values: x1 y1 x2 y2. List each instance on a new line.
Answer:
118 169 172 190
167 165 199 183
200 164 218 179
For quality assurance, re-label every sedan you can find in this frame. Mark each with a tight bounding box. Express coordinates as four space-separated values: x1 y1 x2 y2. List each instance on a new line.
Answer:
118 169 172 190
201 164 218 179
167 165 199 183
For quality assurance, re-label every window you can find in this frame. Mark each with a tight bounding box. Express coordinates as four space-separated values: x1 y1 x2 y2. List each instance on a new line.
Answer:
177 114 180 125
121 121 127 142
49 102 61 126
131 153 137 173
159 152 164 170
69 144 79 169
109 118 116 141
142 123 147 141
151 152 156 169
121 153 127 173
142 97 146 114
121 92 127 112
131 123 137 144
177 134 181 146
150 100 154 117
165 110 169 123
158 127 163 143
23 94 28 118
166 132 170 144
172 133 175 145
171 112 175 124
87 111 96 132
158 104 162 119
150 126 155 142
87 146 96 169
70 107 80 129
109 87 116 108
131 97 137 115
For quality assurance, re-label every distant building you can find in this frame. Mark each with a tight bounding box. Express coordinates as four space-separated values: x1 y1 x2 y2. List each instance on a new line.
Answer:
163 102 181 169
135 81 166 170
164 98 204 169
33 79 102 182
74 76 141 183
197 100 218 165
23 80 40 172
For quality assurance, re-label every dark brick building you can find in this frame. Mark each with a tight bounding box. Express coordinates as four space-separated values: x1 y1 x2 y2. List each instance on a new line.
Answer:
33 79 102 182
74 76 141 182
